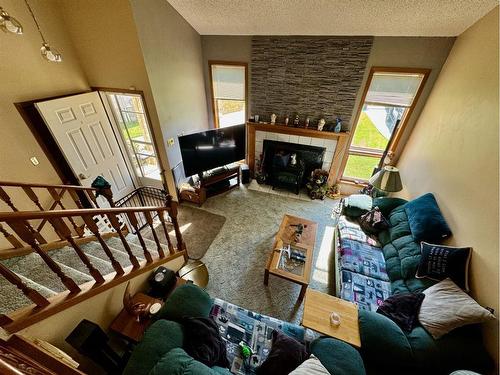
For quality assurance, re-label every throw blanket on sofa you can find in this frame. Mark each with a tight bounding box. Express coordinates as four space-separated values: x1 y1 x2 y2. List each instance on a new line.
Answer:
338 238 390 282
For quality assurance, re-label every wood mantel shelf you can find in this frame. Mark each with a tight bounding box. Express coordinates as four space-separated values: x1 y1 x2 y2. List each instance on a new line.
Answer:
246 122 350 140
246 122 349 185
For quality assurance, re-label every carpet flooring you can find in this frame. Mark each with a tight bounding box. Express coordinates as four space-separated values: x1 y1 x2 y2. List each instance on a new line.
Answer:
186 185 340 325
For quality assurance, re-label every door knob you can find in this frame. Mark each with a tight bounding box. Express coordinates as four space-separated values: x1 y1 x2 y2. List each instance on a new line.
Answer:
78 173 89 180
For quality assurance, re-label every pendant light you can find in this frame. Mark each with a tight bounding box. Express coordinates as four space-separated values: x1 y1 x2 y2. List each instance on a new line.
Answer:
0 6 23 34
24 0 62 62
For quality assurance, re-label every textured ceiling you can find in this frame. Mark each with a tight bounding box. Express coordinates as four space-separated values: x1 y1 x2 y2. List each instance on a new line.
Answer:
167 0 498 36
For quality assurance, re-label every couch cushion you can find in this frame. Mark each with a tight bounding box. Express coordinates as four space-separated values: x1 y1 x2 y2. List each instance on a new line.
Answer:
310 337 366 375
123 320 184 375
149 348 231 375
157 284 212 321
405 193 452 242
372 197 408 217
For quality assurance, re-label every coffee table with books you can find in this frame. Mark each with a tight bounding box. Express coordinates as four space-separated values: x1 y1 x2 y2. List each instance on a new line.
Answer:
264 214 317 301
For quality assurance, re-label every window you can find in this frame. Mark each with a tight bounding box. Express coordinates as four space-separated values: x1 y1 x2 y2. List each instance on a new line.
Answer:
106 93 161 181
342 68 429 182
209 62 247 128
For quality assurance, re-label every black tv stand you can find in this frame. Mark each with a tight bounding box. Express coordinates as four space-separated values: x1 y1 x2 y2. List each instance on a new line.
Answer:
202 166 228 178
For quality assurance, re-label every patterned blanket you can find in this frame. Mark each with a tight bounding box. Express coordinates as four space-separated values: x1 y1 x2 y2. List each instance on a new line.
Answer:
337 216 380 247
210 298 315 374
340 270 392 311
338 238 390 281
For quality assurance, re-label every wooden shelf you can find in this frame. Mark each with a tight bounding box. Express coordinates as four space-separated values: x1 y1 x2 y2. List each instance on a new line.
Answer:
246 122 350 140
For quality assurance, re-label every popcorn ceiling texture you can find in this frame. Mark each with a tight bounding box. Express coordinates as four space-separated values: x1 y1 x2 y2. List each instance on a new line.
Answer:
250 36 373 129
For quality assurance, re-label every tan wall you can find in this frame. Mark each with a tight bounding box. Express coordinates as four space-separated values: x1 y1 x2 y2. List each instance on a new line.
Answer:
397 7 499 363
0 0 88 185
57 0 177 197
16 256 184 373
201 36 253 128
130 0 209 171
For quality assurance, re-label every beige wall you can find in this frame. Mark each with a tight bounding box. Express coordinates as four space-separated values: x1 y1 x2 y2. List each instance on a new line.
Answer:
0 0 88 186
201 36 253 128
58 0 177 197
397 6 499 363
130 0 209 171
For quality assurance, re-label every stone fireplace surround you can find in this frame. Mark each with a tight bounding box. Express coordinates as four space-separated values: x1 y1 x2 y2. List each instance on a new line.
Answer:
246 122 349 185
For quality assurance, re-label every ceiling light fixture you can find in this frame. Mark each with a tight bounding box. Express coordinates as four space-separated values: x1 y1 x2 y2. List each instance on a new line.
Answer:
24 0 62 62
0 6 23 34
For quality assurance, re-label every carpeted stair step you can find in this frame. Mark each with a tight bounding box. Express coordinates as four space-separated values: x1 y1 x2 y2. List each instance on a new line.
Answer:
49 246 115 278
1 253 93 293
125 234 164 258
104 236 146 262
0 274 57 315
79 239 135 269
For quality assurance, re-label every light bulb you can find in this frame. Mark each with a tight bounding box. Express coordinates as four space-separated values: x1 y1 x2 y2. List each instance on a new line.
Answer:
41 42 62 63
0 7 23 34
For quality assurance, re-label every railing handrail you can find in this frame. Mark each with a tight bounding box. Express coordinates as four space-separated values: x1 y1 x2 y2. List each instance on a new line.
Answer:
0 181 97 191
0 206 170 221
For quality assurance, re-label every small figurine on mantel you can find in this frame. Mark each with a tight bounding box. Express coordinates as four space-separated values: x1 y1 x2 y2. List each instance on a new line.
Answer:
284 115 289 126
305 117 310 128
334 117 342 133
293 115 300 127
318 118 326 131
270 113 277 124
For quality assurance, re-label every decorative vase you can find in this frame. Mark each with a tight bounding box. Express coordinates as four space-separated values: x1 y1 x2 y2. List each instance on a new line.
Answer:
334 117 342 133
318 118 326 131
270 113 277 124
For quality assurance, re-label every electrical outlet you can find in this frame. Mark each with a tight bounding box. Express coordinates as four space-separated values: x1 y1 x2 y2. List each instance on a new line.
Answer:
30 156 39 166
167 138 175 147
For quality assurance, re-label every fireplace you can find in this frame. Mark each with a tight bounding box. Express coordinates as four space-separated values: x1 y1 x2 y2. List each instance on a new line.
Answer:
261 140 326 189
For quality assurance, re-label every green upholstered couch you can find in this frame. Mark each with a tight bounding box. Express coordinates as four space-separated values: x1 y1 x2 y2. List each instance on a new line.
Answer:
332 197 493 375
123 283 366 375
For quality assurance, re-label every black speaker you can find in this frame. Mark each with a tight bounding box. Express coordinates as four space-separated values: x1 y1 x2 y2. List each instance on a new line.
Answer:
148 266 176 299
241 164 250 184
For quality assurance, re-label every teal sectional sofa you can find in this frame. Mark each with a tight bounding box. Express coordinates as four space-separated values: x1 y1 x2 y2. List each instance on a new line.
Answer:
332 197 493 374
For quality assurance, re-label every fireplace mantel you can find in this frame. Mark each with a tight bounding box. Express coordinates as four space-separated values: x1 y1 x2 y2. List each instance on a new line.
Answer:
246 122 349 185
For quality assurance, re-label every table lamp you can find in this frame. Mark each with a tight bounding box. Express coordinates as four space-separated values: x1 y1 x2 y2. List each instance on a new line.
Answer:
369 166 403 193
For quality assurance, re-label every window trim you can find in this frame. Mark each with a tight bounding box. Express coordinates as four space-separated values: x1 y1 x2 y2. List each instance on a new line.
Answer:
208 60 248 128
339 66 431 183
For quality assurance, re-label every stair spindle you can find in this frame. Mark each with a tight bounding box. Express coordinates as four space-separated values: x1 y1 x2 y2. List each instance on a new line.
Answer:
47 188 85 237
107 213 140 269
0 223 22 248
158 211 175 255
126 212 153 263
6 219 81 294
82 215 124 275
169 203 186 251
48 217 105 284
144 210 165 258
0 262 50 309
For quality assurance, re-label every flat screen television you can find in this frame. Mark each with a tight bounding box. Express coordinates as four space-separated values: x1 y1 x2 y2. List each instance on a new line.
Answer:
179 124 246 177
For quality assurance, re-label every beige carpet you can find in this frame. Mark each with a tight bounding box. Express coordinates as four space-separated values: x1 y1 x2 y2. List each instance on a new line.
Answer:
144 205 226 260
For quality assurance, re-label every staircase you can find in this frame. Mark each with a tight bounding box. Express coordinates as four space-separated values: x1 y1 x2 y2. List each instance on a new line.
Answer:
0 181 187 333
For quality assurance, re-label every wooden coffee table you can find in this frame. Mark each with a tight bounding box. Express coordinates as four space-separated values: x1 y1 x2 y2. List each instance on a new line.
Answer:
264 214 317 301
302 289 361 347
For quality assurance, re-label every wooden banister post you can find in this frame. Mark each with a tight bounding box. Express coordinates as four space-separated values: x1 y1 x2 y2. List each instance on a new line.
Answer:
144 211 165 258
7 220 81 294
169 201 186 251
107 213 140 269
158 211 175 255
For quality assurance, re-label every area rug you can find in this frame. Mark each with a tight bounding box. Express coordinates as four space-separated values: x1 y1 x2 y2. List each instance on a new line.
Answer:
190 186 340 325
143 205 226 260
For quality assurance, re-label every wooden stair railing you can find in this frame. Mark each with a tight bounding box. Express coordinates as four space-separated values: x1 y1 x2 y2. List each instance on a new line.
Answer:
0 205 187 333
0 181 106 249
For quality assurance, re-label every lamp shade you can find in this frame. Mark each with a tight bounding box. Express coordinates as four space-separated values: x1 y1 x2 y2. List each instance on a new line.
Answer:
369 166 403 192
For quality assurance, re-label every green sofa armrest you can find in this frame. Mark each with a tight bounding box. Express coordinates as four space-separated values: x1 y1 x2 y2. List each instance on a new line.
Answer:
310 337 366 375
149 348 231 375
358 309 413 367
123 320 184 375
157 283 212 321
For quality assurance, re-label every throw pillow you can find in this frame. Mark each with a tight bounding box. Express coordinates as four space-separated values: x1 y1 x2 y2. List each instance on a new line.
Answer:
343 194 373 218
418 278 495 339
416 242 472 291
404 193 452 242
289 355 329 375
376 292 425 332
256 329 308 375
358 206 390 235
181 317 229 368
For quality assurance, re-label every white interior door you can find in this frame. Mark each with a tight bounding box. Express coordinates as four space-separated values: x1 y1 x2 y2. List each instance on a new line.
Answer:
36 92 136 201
